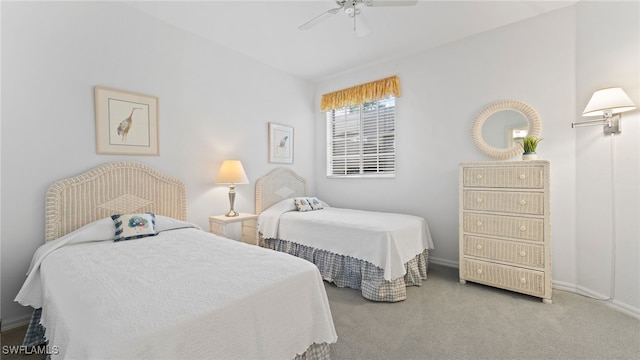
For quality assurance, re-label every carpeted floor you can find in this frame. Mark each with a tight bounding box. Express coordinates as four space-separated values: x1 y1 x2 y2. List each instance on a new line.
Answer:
1 324 46 360
2 264 638 360
327 264 640 360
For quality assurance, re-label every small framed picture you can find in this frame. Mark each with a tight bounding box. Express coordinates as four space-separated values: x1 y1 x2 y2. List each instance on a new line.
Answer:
268 122 294 164
94 86 159 155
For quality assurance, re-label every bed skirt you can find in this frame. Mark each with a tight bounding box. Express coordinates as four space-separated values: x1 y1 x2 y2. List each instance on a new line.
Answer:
262 238 429 302
294 343 331 360
23 308 331 360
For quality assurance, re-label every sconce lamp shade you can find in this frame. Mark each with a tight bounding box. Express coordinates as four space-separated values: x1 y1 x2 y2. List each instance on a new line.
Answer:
583 87 636 117
215 160 249 185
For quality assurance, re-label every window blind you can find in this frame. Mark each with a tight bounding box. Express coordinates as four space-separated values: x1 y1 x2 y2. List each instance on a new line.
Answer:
327 97 395 177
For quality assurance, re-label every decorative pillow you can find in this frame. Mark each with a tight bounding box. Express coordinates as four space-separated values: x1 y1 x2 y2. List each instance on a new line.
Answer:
293 197 313 212
307 197 324 210
111 212 157 242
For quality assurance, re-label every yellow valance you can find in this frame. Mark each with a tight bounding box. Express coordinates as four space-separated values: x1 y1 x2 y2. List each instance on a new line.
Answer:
320 75 401 111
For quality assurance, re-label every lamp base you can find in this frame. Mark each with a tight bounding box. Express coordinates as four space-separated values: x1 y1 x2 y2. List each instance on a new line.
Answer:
225 210 239 217
225 185 239 217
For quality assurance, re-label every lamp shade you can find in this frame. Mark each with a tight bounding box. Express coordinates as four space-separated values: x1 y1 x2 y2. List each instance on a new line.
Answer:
215 160 249 184
583 87 636 117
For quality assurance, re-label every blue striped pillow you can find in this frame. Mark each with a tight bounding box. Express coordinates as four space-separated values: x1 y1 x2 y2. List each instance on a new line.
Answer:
111 212 157 242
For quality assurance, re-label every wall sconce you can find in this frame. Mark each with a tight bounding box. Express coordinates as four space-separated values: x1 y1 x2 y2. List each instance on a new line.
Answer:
215 160 249 217
572 87 636 135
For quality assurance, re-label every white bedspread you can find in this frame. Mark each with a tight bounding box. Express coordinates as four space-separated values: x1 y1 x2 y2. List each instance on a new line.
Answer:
16 218 337 360
259 203 434 281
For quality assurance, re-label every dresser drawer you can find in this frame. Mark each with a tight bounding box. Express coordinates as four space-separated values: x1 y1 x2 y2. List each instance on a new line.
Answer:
463 213 544 242
462 258 545 297
463 166 544 189
463 235 545 268
463 190 544 215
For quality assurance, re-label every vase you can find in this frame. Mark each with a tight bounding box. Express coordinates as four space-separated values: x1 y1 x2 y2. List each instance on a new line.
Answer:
522 152 537 160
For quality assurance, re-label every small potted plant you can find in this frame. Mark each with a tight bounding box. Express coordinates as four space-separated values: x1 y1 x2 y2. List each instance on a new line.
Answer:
522 136 542 160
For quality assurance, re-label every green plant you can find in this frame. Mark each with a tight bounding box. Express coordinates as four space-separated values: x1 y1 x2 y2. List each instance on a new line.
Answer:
522 136 542 153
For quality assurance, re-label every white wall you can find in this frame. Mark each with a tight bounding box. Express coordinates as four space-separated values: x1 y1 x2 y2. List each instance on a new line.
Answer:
314 7 578 278
1 2 316 328
314 2 639 316
575 1 639 315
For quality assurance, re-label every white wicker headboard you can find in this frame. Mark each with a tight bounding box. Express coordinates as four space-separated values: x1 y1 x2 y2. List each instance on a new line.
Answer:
255 168 307 215
45 161 187 242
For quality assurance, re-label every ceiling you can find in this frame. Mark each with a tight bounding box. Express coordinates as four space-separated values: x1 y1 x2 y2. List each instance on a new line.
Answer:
125 0 578 82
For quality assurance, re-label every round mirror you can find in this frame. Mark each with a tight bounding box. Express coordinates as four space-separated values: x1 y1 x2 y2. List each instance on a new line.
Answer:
471 100 542 159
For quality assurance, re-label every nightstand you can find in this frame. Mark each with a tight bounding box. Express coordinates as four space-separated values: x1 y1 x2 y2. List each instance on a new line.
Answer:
209 213 259 245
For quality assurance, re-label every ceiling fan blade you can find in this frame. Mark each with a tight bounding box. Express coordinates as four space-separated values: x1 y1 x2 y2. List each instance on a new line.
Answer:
363 0 418 6
298 6 343 30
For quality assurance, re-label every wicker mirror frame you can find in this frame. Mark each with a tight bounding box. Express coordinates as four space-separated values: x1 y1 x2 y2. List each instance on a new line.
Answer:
471 100 542 159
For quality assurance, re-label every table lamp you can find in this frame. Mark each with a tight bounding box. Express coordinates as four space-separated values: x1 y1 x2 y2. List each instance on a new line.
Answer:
215 160 249 217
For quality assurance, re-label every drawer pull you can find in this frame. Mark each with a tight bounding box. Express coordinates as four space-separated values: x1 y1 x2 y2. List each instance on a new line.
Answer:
477 221 483 227
519 199 527 205
477 245 483 250
520 225 527 231
477 198 483 203
520 251 527 257
477 269 483 275
477 174 483 180
520 277 527 284
519 174 526 180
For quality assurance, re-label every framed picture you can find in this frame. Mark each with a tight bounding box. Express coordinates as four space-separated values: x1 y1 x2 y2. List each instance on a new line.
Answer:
268 122 294 164
94 86 159 155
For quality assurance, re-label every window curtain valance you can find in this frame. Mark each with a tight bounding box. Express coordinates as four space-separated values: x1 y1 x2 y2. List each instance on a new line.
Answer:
320 75 401 111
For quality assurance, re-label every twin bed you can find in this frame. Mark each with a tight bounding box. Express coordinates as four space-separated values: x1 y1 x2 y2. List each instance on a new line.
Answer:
255 168 434 302
15 162 336 359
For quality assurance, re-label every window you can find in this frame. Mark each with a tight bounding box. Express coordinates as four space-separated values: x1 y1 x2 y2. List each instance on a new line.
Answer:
326 97 395 177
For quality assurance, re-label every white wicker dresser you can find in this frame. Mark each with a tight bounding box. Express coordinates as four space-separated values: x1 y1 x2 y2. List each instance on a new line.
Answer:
459 160 552 303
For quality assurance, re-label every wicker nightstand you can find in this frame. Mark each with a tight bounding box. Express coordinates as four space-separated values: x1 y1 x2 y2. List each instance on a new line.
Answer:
209 213 259 245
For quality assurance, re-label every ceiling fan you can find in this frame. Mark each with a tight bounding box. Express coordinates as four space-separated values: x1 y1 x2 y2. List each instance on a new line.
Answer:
298 0 419 37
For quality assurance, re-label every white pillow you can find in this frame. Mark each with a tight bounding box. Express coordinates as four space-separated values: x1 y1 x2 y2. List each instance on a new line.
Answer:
155 215 202 233
26 217 116 276
265 198 298 214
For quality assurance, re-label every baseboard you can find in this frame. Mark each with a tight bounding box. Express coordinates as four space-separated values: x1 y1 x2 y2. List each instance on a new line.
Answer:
607 299 640 320
429 259 639 319
551 279 577 292
428 256 458 268
0 314 31 332
575 285 640 319
554 283 640 319
574 284 612 300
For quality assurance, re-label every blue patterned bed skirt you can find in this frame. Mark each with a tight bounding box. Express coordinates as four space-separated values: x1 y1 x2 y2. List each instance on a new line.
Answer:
262 238 429 302
23 307 330 360
22 308 46 347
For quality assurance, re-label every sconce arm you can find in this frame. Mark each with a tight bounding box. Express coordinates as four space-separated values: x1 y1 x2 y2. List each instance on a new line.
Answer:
571 117 608 128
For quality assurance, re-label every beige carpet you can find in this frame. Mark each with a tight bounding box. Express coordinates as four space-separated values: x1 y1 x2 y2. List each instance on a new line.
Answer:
2 264 638 360
1 324 45 360
326 264 640 360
